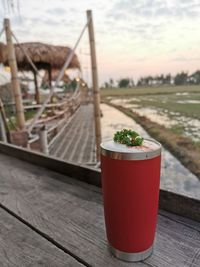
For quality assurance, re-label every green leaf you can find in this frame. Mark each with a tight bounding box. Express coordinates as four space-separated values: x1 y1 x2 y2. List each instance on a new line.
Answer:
113 129 143 146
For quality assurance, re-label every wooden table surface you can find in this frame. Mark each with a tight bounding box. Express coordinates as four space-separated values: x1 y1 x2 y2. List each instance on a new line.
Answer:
0 152 199 267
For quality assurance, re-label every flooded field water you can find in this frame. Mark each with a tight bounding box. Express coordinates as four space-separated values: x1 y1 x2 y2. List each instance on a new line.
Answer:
109 92 200 141
101 103 200 200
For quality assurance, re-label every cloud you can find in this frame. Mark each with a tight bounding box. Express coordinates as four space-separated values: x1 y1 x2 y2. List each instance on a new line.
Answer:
109 0 200 19
46 7 68 16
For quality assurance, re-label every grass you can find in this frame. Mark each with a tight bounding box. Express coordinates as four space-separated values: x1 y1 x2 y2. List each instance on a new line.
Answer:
101 86 200 139
24 109 37 121
5 109 37 131
101 85 200 179
101 85 200 97
127 93 200 119
170 124 185 135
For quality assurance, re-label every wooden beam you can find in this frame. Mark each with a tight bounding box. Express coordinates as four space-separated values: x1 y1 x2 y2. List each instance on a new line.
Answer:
39 125 49 155
0 207 83 266
4 18 25 130
0 114 7 142
0 98 10 142
0 153 199 266
33 70 40 104
0 141 199 223
87 10 102 162
48 65 52 88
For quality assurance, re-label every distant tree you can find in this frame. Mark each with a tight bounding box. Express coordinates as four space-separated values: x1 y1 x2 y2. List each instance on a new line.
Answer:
165 74 171 85
137 79 142 86
109 78 114 88
103 82 109 88
144 77 149 86
190 70 200 84
118 78 130 88
137 77 145 86
148 76 153 86
174 72 188 85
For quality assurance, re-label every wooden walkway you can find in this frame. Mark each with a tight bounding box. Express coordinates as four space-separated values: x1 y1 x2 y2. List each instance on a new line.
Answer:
49 103 96 164
0 145 199 266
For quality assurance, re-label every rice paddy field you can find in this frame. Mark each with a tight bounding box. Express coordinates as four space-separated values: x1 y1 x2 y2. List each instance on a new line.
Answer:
101 85 200 178
101 85 200 141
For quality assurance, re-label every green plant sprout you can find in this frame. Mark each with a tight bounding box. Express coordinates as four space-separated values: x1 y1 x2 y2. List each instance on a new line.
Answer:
113 129 143 146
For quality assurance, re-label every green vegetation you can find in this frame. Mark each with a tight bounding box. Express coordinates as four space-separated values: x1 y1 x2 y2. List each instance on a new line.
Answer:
102 85 200 178
101 86 200 119
128 93 200 119
7 116 17 130
102 70 200 88
101 85 200 97
106 102 200 179
113 129 143 146
24 109 37 121
6 109 37 131
170 124 185 135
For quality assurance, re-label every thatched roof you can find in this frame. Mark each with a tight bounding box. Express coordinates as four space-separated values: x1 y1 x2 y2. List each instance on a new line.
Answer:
0 42 80 71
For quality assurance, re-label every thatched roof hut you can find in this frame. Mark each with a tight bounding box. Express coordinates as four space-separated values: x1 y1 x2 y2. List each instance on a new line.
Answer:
0 42 80 104
0 42 80 71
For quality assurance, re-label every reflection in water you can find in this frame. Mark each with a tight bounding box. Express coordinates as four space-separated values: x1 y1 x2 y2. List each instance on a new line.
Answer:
101 103 200 200
176 92 189 96
177 100 200 104
110 98 200 140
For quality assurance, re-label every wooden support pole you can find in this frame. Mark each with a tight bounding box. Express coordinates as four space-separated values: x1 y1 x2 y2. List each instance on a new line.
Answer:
48 65 52 88
48 65 54 104
39 125 49 155
0 113 7 142
0 98 10 142
87 10 102 162
33 70 40 104
4 18 25 130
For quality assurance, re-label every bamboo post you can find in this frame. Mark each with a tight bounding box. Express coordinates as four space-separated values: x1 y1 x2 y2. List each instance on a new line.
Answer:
0 113 7 142
4 18 25 130
0 98 9 142
48 65 52 88
33 70 40 104
39 125 49 155
87 10 102 162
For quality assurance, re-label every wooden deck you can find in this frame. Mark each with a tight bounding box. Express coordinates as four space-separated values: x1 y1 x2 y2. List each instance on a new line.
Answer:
49 103 96 164
0 143 199 266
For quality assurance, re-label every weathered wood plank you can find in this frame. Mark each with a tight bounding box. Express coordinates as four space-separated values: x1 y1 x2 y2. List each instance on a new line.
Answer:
0 141 199 222
0 207 84 267
0 153 199 266
159 190 200 223
0 141 101 187
0 153 146 267
149 214 200 267
159 210 200 232
49 104 95 164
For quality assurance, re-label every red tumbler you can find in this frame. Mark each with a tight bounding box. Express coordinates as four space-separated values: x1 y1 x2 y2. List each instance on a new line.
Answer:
100 139 161 262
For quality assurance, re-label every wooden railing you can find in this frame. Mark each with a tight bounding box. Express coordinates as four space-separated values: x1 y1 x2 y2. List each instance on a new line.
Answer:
28 90 83 153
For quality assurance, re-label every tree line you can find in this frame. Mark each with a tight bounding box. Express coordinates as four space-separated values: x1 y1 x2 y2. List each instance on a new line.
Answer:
102 70 200 88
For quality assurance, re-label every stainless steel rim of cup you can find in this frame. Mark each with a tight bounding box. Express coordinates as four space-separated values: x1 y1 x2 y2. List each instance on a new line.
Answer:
109 244 153 262
101 138 161 160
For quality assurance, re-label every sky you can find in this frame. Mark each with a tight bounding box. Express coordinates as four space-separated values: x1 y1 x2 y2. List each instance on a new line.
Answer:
1 0 200 85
